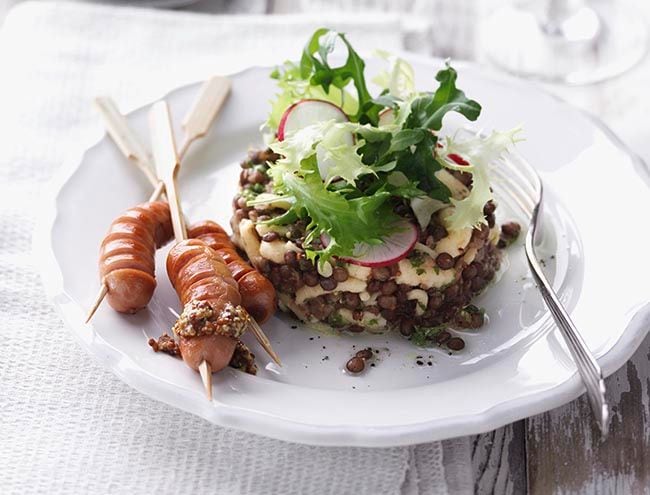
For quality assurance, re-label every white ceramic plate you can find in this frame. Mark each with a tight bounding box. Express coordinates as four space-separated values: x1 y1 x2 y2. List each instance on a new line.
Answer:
36 56 650 447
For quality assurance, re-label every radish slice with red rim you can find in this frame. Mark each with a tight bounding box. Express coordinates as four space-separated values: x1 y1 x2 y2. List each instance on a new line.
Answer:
321 221 418 267
378 108 395 126
277 99 348 141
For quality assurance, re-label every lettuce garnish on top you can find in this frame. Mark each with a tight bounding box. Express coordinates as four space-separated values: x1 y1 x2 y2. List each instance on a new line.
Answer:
255 28 518 266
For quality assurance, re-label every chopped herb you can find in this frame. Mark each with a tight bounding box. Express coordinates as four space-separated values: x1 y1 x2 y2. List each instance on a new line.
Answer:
409 252 425 268
411 325 447 347
327 312 345 327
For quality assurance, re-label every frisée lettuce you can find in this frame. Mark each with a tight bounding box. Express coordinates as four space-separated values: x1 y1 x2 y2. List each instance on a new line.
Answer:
257 28 520 266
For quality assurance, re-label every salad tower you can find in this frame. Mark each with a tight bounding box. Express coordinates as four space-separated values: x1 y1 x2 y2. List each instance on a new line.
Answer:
231 29 520 346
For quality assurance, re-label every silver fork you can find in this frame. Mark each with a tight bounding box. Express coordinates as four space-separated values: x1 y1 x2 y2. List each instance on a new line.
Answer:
491 149 609 435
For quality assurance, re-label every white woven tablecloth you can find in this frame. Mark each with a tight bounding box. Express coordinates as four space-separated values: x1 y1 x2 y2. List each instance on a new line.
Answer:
0 2 474 494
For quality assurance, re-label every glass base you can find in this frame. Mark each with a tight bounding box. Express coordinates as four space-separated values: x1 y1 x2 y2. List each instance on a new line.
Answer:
479 2 648 85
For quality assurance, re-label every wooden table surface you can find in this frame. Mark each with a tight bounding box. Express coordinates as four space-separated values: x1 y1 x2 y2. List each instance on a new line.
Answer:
4 1 647 493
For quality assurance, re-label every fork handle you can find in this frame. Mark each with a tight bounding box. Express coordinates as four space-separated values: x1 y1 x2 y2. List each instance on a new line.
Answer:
525 209 609 435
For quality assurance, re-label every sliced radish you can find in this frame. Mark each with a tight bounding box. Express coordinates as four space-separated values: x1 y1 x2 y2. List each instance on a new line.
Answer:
378 108 395 126
321 221 418 268
447 153 469 165
277 99 348 141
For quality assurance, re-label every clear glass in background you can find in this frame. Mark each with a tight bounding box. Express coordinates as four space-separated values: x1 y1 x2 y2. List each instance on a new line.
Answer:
478 0 649 84
297 0 465 56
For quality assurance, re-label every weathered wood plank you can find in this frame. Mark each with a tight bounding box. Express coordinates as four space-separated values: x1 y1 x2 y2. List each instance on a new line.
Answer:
527 334 650 495
472 422 527 495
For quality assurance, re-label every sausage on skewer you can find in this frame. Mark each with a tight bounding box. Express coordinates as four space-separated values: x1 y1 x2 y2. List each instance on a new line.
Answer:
188 221 277 324
98 201 173 314
165 238 257 374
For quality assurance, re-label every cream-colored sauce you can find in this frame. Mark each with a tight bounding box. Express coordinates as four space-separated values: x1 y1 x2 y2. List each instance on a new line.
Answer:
259 240 301 264
346 263 371 281
489 225 500 244
238 219 264 267
395 256 456 289
462 246 478 265
434 208 473 257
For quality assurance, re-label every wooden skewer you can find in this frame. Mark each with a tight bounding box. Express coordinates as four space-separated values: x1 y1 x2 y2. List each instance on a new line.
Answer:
150 100 212 398
248 317 282 366
93 97 159 188
85 284 108 323
177 76 231 159
88 77 231 321
198 360 213 401
151 98 281 362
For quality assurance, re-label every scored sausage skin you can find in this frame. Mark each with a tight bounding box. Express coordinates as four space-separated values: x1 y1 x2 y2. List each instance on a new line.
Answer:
167 239 241 310
166 239 250 372
187 221 277 323
99 201 173 314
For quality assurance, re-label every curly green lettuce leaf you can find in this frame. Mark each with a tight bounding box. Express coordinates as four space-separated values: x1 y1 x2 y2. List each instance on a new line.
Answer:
276 159 400 263
316 123 375 185
270 121 375 186
404 62 481 131
300 28 383 124
372 50 416 100
440 128 523 230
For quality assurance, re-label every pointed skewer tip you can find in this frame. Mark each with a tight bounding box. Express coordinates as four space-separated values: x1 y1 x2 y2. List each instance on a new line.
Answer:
198 360 213 401
85 283 108 324
248 316 282 366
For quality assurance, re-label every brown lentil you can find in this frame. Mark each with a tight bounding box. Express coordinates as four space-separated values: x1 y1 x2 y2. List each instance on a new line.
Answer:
343 292 361 309
377 295 397 310
501 222 521 239
262 232 279 242
483 201 496 216
371 266 391 281
298 258 314 271
436 253 455 270
428 292 443 309
283 250 298 266
346 357 365 373
248 170 266 184
400 319 414 337
447 337 465 351
319 277 337 291
435 330 451 345
367 280 381 293
431 224 448 242
332 266 349 282
380 280 398 295
356 348 373 360
462 264 478 280
303 272 319 287
471 277 486 291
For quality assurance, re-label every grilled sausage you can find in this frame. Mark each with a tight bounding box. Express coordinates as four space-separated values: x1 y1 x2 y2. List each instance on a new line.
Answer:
99 201 173 313
188 221 277 323
166 239 251 372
